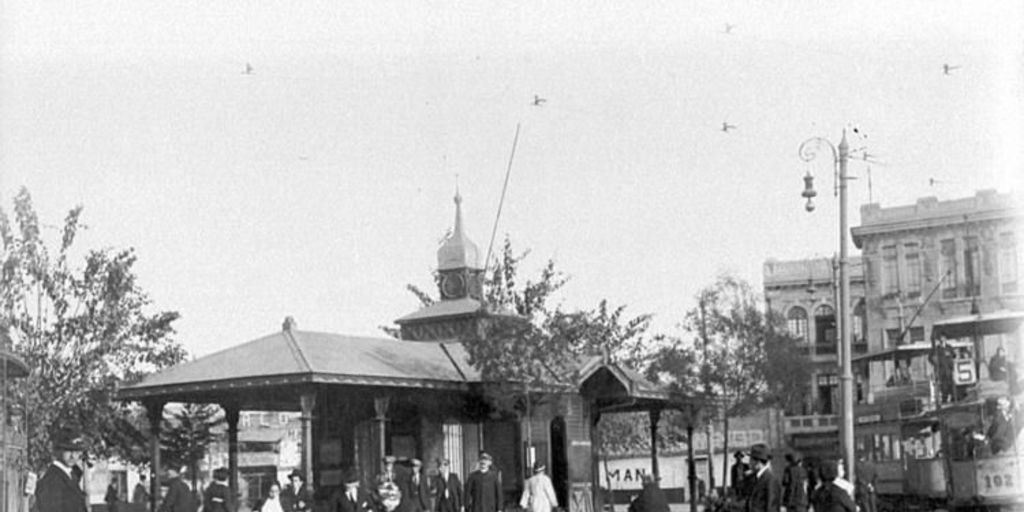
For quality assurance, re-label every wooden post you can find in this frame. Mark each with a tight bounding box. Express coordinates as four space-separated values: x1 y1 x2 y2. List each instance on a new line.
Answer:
223 404 241 509
649 408 661 480
144 400 166 512
300 391 317 487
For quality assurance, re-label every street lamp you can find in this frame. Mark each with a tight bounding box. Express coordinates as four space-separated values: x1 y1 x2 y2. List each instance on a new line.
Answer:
798 131 855 480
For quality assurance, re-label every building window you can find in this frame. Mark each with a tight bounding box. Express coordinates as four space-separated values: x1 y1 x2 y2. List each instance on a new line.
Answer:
814 304 836 352
940 239 958 298
852 300 866 345
964 236 981 297
886 326 924 346
817 374 838 415
904 242 922 297
999 231 1019 294
787 307 808 341
882 245 899 296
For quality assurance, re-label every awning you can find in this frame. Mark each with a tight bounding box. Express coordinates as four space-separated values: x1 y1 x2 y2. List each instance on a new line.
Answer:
853 340 972 364
931 310 1024 339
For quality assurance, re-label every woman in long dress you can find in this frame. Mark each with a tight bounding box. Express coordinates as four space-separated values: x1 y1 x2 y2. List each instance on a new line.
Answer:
520 462 558 512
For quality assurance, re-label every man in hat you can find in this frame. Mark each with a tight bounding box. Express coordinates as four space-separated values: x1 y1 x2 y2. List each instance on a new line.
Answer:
744 444 781 512
730 451 750 499
35 435 88 512
781 454 807 512
203 468 232 512
465 452 501 512
158 463 194 512
333 468 375 512
520 462 557 512
431 459 462 512
400 459 430 512
283 470 314 512
132 474 151 505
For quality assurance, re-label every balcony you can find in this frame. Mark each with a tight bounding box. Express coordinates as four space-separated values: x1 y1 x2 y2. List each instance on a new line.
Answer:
784 414 839 434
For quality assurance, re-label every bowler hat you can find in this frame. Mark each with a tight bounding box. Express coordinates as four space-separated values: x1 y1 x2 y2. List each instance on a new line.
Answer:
289 470 305 481
411 458 423 467
54 436 85 452
749 443 771 462
344 468 361 484
479 452 493 462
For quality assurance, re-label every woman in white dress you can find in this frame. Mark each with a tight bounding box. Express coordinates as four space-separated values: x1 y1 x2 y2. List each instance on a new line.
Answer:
257 482 286 512
520 462 558 512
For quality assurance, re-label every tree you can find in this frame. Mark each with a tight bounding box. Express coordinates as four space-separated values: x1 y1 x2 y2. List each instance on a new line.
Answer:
0 187 188 468
161 403 225 492
647 274 811 489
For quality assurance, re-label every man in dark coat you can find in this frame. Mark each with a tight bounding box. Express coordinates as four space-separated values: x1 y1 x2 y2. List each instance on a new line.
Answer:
432 459 462 512
203 468 232 512
628 475 669 512
35 436 88 512
465 452 502 512
158 464 194 512
283 470 314 512
985 396 1022 454
730 451 750 499
745 444 781 512
809 461 856 512
332 468 375 512
781 454 807 512
400 459 431 512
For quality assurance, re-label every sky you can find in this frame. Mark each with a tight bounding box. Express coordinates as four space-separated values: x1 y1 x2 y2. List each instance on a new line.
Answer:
1 1 1022 357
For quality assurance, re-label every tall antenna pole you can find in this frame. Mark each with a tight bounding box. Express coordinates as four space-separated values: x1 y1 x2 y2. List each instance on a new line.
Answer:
484 123 521 274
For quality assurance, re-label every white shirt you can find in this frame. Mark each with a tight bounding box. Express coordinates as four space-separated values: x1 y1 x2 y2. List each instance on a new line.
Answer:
262 496 285 512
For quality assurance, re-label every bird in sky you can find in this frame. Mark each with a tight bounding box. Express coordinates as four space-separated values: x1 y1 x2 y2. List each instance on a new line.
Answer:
721 121 737 132
532 94 547 106
724 23 736 34
243 62 254 75
943 63 960 75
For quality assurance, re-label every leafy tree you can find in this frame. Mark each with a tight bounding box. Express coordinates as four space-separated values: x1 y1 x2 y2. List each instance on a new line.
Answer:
647 274 810 488
0 187 188 469
161 403 225 492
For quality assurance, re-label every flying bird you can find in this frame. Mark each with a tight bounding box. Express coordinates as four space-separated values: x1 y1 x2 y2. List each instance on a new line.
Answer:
532 95 547 106
243 62 254 75
942 63 960 75
724 23 736 34
721 122 737 133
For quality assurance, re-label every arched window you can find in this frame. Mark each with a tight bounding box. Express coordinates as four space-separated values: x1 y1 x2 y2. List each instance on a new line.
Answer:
852 300 866 346
814 304 837 350
787 307 808 341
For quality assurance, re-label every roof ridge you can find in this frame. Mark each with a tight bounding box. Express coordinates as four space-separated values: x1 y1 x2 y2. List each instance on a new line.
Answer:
282 329 314 373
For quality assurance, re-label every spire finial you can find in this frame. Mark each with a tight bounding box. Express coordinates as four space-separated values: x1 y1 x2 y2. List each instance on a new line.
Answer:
839 128 849 150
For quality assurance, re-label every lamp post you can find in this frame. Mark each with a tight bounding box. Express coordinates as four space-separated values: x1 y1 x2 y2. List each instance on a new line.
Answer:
798 131 855 480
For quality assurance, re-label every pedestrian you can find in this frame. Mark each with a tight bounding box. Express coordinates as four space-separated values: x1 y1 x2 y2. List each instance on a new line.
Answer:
432 459 462 512
465 452 502 512
809 461 855 512
520 462 558 512
730 451 750 500
332 468 375 512
159 464 194 512
781 454 807 512
744 444 781 512
854 457 877 512
980 396 1021 455
133 474 151 505
283 470 314 512
256 482 287 512
105 481 120 512
34 434 88 512
401 459 430 512
627 475 668 512
989 347 1008 382
376 455 403 512
204 468 232 512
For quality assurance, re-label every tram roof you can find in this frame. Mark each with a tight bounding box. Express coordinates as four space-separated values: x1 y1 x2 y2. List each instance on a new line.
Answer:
852 340 972 364
931 309 1024 339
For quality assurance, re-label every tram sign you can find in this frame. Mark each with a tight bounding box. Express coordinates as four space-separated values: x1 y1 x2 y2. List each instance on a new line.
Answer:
953 358 977 385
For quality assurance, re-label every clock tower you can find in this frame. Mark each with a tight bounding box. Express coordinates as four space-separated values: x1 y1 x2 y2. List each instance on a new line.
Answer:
437 191 485 300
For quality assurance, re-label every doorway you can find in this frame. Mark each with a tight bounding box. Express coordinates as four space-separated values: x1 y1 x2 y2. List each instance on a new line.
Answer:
550 417 569 507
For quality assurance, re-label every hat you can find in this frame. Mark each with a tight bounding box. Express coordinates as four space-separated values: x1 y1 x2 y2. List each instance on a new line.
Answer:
53 432 85 452
288 470 305 481
437 458 451 466
479 452 493 462
532 462 546 473
383 455 397 464
344 468 361 485
749 443 771 462
733 450 746 459
411 458 423 467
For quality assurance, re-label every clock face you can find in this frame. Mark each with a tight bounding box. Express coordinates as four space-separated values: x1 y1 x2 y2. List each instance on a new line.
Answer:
442 273 466 298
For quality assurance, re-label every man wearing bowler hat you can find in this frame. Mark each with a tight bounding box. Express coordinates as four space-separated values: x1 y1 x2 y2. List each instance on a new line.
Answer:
465 452 501 512
745 444 781 512
283 470 314 512
332 468 374 512
35 434 88 512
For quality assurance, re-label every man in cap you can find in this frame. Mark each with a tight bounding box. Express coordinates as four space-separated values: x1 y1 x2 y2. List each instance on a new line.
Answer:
744 444 781 512
465 452 502 512
283 470 314 512
35 434 88 512
333 468 375 512
431 459 462 512
400 459 430 512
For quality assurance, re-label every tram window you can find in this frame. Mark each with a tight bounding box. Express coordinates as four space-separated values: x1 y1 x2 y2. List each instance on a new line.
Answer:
880 435 891 460
892 435 901 460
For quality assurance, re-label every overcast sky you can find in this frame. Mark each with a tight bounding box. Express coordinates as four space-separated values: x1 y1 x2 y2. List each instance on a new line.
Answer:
1 0 1021 357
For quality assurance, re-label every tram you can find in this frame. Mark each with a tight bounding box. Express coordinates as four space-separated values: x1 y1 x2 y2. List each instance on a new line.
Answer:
853 310 1024 511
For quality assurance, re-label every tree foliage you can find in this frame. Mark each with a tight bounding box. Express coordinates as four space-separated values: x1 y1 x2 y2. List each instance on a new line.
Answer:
162 403 225 491
0 188 188 469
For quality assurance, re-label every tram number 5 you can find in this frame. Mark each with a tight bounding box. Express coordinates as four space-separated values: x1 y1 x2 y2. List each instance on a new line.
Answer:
984 474 1014 490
